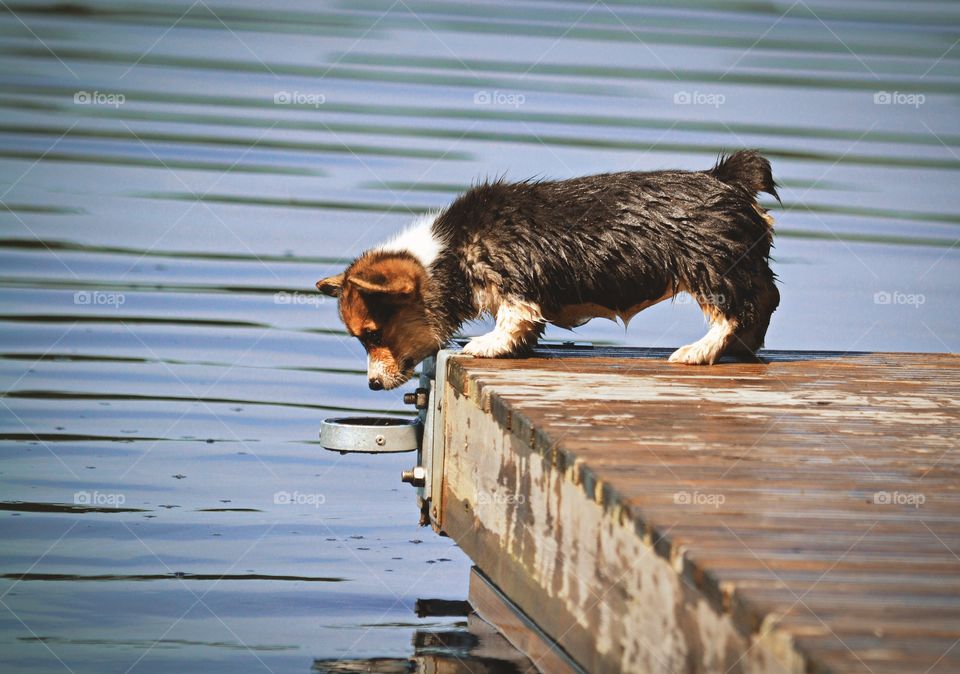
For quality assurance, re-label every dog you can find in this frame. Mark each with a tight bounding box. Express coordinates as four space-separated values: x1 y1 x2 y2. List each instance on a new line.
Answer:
317 150 780 390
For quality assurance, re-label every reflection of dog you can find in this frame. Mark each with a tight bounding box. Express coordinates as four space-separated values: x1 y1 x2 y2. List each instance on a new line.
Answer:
317 150 780 390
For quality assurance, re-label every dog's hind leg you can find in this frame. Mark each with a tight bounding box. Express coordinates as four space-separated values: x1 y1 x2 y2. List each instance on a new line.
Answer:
463 298 544 358
723 275 780 362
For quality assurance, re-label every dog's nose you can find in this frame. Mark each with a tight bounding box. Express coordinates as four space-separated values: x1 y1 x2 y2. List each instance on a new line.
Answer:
368 378 384 391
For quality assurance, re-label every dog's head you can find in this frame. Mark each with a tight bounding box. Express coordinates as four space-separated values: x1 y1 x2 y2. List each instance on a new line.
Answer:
317 252 439 390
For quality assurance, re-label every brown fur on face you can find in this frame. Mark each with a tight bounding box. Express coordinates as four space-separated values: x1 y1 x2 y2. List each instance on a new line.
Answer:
316 253 439 390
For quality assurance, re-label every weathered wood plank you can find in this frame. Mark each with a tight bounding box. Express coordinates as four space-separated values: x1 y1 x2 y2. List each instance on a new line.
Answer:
436 349 960 673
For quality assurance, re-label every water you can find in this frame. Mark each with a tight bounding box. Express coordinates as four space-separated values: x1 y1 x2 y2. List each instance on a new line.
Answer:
0 1 957 672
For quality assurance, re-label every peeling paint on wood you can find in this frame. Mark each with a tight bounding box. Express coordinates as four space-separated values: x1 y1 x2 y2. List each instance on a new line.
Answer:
435 347 960 674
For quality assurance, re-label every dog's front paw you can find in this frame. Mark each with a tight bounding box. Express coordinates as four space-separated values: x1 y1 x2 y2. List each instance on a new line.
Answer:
669 342 716 365
463 333 511 358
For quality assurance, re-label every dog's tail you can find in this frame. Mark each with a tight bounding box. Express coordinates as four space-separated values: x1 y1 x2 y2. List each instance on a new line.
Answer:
709 150 780 204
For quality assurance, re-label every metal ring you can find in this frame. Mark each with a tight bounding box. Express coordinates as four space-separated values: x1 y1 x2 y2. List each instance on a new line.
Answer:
320 416 420 453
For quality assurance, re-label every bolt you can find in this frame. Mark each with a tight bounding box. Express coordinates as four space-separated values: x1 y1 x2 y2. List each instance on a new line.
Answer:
401 465 426 487
375 435 386 446
403 387 430 410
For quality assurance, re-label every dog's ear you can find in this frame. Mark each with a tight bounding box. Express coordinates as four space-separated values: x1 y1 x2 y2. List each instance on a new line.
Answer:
349 272 415 296
316 273 345 297
349 257 420 297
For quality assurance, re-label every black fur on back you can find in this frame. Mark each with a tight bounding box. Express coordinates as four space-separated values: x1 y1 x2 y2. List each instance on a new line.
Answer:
426 150 780 351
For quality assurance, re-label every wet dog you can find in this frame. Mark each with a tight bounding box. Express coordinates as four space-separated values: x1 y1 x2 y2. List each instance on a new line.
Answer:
317 150 780 390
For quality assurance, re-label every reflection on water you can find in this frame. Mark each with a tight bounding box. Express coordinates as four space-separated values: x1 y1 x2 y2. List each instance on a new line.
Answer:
314 611 536 674
0 0 957 672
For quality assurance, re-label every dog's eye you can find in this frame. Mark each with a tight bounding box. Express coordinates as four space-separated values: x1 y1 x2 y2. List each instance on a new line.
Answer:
362 329 382 346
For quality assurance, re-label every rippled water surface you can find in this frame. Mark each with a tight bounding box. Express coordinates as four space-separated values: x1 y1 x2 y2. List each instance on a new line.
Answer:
1 1 958 672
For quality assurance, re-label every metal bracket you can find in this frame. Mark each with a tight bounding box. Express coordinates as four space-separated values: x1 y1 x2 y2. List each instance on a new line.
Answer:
403 349 459 529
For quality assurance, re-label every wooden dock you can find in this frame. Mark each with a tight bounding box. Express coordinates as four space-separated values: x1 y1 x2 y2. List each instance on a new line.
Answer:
424 347 960 674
